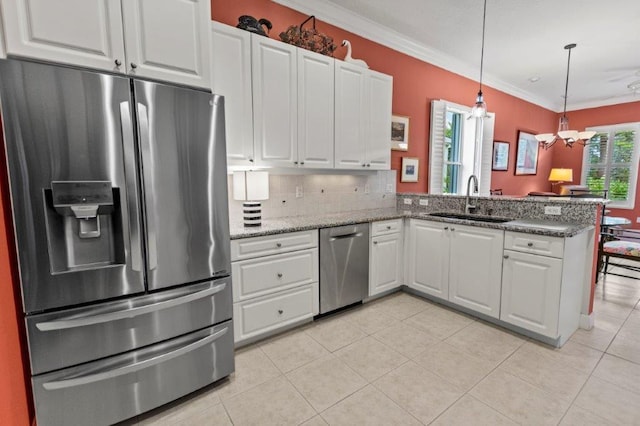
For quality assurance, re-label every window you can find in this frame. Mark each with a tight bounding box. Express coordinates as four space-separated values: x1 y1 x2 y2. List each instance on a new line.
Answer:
581 122 640 209
429 100 495 195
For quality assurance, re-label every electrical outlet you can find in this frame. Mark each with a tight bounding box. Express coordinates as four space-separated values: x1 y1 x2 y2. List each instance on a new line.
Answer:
544 206 561 215
403 198 412 205
295 186 303 198
386 184 394 192
419 199 428 206
364 184 370 194
636 217 640 223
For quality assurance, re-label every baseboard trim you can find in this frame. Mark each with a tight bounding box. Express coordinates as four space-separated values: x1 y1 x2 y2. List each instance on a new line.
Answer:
580 313 594 330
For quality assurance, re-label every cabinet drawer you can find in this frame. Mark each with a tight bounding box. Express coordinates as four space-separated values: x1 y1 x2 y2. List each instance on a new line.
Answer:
231 229 318 261
504 231 564 258
232 248 318 302
371 219 403 237
233 282 318 343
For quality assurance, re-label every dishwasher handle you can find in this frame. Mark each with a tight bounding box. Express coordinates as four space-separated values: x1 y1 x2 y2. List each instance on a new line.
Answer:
329 232 364 241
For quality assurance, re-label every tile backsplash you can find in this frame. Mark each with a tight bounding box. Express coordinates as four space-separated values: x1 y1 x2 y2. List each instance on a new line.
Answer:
228 171 397 219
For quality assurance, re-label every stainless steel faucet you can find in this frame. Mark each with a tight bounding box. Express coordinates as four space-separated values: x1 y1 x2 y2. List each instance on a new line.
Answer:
465 174 479 214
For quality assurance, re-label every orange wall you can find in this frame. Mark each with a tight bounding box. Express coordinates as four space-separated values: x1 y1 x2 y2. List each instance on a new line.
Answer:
0 120 32 425
552 101 640 224
211 0 558 195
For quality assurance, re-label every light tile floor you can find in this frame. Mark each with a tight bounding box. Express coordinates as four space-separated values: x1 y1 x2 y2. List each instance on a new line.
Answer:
132 264 640 425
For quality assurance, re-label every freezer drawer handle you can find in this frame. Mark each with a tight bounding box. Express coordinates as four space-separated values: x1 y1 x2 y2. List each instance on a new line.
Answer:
42 326 228 390
329 232 363 241
35 283 227 331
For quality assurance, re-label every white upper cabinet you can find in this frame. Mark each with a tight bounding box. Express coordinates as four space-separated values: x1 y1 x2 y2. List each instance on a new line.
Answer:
1 0 126 72
297 48 334 169
367 70 392 169
211 22 254 166
334 61 367 169
335 61 392 170
252 36 298 168
120 0 211 88
0 0 211 88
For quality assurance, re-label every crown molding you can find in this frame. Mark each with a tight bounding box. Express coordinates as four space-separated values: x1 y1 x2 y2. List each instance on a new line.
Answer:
273 0 564 112
567 94 640 112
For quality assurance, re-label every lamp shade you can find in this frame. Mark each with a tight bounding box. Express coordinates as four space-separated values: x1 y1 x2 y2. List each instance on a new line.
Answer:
233 171 269 201
548 168 573 182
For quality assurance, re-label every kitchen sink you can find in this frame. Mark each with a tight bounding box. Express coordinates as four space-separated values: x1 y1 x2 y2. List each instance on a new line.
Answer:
427 212 513 223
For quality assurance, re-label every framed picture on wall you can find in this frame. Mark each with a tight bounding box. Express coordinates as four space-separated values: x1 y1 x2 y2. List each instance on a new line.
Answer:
391 115 410 151
401 157 419 182
492 141 509 171
514 131 539 175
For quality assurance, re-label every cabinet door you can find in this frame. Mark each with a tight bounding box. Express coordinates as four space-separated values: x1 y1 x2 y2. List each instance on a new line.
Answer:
298 49 334 168
448 225 504 318
1 0 126 71
334 60 367 169
252 36 298 167
211 22 254 166
369 233 402 296
407 220 449 299
120 0 211 88
366 70 392 169
500 249 562 338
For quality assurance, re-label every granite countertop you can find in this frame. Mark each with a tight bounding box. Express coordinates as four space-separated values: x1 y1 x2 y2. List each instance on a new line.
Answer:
229 208 593 239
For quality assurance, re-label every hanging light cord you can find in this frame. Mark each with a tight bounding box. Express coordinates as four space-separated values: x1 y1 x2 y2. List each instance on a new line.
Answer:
561 44 574 117
478 0 487 93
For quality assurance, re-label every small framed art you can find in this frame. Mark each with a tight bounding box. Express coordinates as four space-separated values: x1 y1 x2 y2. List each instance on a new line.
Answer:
492 141 509 171
401 157 419 182
515 131 539 175
391 115 410 151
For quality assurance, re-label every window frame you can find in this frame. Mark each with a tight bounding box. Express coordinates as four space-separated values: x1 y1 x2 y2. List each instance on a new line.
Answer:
581 122 640 209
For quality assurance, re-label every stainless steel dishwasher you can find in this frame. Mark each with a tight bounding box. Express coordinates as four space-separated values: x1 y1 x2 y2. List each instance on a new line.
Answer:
319 223 369 314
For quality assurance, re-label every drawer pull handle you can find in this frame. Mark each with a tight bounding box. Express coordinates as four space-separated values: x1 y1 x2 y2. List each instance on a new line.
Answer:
277 273 283 278
278 309 284 315
504 255 509 259
276 243 282 248
527 242 534 247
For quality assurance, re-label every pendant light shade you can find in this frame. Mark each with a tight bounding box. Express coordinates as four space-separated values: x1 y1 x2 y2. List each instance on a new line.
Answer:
536 44 596 149
470 0 489 119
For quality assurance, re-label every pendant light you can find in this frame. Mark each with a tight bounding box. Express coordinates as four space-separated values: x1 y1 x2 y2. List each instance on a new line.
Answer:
535 44 596 149
470 0 489 119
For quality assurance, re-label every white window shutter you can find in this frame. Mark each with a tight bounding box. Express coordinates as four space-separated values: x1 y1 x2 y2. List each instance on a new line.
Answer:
478 113 495 196
429 100 447 194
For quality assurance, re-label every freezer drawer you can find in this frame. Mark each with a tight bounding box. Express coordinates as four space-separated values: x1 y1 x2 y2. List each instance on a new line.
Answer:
27 277 232 375
32 321 234 426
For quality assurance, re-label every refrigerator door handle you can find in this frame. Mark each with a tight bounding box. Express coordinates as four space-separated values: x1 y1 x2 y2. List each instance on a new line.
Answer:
119 102 143 272
137 102 158 271
42 326 229 390
35 282 227 331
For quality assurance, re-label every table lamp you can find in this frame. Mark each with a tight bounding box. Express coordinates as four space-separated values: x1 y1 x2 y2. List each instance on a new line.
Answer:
548 168 573 193
233 171 269 227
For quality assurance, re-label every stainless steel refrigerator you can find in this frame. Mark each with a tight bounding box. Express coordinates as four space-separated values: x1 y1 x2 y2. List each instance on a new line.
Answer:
0 58 234 426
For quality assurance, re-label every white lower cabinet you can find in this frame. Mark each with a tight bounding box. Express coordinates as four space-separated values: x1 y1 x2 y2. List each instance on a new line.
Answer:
500 250 562 337
230 230 319 345
369 219 403 296
407 219 504 319
500 230 589 344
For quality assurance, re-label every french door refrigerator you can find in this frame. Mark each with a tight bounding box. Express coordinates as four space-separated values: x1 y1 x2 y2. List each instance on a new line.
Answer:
0 58 234 426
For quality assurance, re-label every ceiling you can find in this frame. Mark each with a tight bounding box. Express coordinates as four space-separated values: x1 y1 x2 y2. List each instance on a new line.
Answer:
273 0 640 112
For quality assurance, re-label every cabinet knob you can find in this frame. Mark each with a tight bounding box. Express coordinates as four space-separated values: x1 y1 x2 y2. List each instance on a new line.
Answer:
386 226 391 230
277 272 283 278
276 243 282 248
503 254 509 259
278 309 283 315
300 161 305 165
527 242 534 247
130 63 138 69
114 59 122 67
373 241 378 245
362 164 366 167
366 164 371 167
451 228 455 231
443 226 449 230
249 158 254 163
